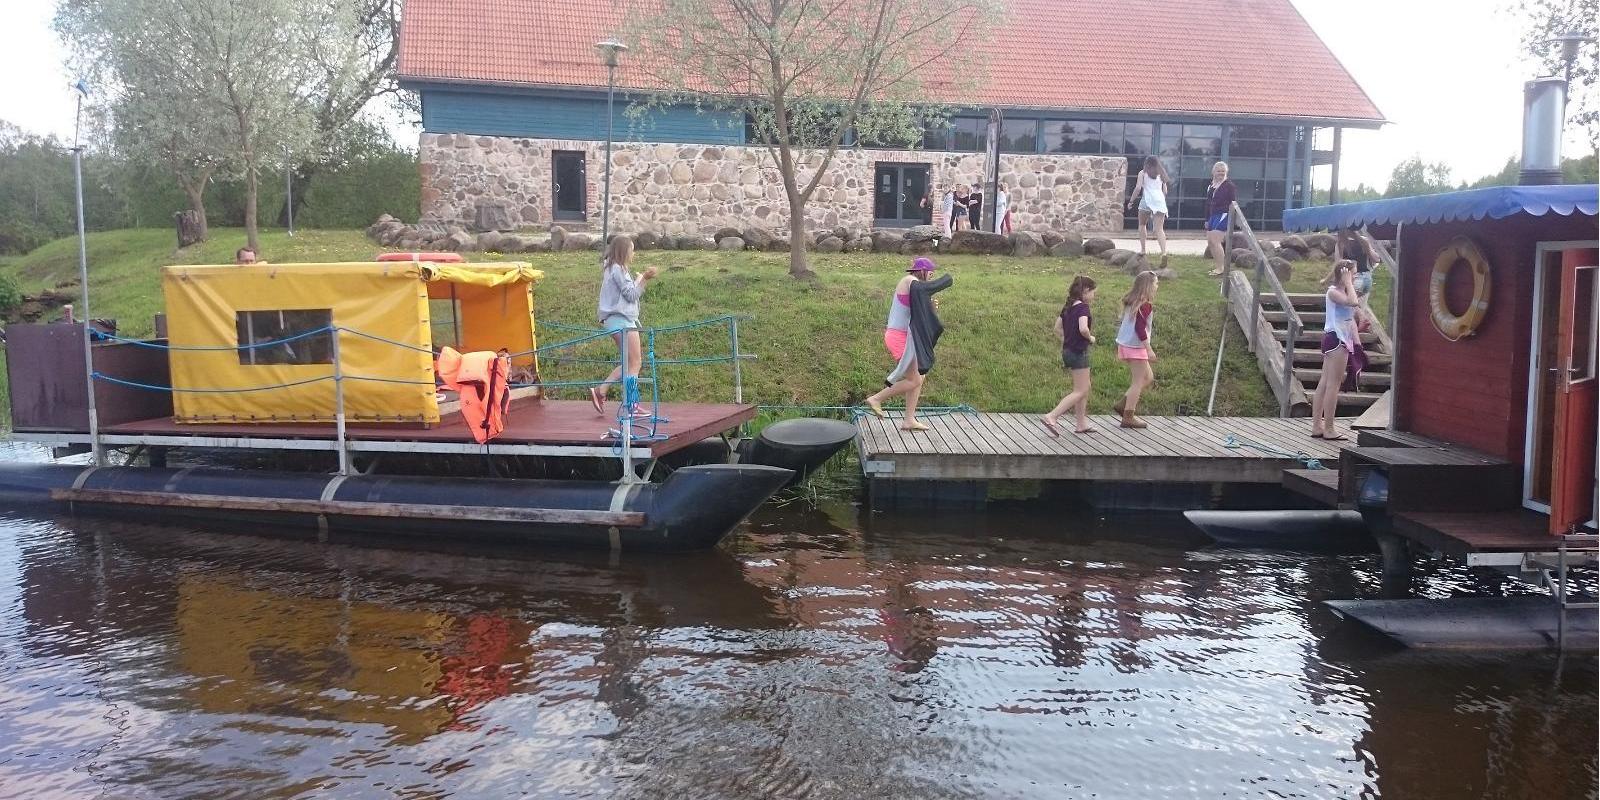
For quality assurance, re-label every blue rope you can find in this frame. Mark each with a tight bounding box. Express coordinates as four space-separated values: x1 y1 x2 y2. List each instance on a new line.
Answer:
92 372 331 393
344 374 437 385
1223 433 1327 470
96 325 333 351
336 327 436 354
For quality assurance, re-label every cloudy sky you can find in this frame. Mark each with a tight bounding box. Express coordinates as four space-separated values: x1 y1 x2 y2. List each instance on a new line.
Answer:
0 0 1583 190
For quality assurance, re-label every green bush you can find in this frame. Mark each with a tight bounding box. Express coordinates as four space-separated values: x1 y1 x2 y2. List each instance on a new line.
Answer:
0 270 21 311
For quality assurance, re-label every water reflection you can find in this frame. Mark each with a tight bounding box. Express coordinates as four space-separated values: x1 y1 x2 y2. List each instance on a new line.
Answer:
0 496 1594 799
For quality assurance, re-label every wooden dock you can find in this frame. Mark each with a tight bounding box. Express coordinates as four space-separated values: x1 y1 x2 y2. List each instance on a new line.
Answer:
856 412 1344 484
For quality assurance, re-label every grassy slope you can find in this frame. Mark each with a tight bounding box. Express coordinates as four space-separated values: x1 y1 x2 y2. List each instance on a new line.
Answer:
0 228 1392 426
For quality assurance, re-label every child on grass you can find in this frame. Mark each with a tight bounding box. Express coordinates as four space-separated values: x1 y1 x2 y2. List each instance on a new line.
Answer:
1041 276 1098 436
1112 270 1159 429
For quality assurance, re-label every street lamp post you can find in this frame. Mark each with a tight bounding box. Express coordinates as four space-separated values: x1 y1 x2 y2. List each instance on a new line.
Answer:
596 38 628 244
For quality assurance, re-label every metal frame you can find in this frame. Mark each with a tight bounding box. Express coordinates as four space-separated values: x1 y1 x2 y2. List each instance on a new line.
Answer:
10 431 652 460
1522 239 1600 515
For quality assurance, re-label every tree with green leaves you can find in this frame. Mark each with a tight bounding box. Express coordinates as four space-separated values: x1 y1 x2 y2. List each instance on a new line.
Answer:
58 0 316 253
1384 155 1455 197
628 0 1000 277
1515 0 1597 146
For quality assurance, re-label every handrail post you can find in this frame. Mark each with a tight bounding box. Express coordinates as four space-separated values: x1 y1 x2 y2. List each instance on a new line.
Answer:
331 328 350 475
729 317 744 405
1282 316 1297 417
1243 207 1263 354
619 326 634 481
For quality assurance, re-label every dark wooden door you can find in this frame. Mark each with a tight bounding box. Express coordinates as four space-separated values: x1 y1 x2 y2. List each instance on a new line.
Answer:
1550 247 1598 533
552 152 586 222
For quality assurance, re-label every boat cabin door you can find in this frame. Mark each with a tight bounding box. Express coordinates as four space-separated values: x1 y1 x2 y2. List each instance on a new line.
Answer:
1526 243 1599 533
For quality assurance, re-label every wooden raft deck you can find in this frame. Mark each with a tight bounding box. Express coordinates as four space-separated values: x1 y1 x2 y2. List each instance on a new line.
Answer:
15 401 756 460
856 413 1345 484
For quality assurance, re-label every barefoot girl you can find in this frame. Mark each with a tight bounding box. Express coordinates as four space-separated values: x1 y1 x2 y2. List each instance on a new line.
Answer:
1113 270 1159 429
1312 259 1363 441
1205 161 1236 277
1125 157 1171 268
591 236 658 415
866 257 953 432
1041 276 1097 436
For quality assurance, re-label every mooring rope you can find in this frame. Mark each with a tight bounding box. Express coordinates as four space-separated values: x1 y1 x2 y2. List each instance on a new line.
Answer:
1223 432 1327 470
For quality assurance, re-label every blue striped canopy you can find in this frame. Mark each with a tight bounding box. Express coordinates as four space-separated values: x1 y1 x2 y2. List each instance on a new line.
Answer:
1282 184 1598 232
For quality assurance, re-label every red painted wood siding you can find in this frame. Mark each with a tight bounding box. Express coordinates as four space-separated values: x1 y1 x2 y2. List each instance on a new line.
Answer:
1393 214 1598 463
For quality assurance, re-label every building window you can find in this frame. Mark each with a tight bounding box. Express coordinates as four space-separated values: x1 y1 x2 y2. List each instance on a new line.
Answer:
1044 120 1102 154
998 118 1038 152
950 117 986 151
236 309 334 366
922 121 951 151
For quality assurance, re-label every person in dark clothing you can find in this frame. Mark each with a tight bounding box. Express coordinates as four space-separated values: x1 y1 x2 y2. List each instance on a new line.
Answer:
1041 275 1098 436
865 257 953 432
1204 161 1237 277
967 184 985 231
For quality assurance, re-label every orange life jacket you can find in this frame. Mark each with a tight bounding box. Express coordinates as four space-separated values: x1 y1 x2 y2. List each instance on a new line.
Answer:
436 347 510 444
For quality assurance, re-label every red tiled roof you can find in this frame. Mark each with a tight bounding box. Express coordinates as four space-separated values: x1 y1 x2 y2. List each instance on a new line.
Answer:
399 0 1384 125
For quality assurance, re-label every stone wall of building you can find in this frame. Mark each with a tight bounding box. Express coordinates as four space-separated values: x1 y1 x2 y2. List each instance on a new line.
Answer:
419 133 1125 235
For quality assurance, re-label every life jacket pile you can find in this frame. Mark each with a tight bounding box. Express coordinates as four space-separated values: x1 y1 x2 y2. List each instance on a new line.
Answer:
435 347 511 444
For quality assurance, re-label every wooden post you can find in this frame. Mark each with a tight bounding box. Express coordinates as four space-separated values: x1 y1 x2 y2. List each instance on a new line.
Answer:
1282 316 1298 417
1330 127 1343 205
730 317 744 404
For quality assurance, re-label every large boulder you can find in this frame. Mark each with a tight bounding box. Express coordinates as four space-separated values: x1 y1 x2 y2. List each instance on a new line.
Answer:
1229 247 1263 270
1010 231 1044 257
948 229 1011 255
713 226 742 243
717 236 746 252
476 231 504 252
525 239 551 253
367 214 397 235
1276 234 1310 254
548 225 568 251
498 234 526 253
1228 231 1254 251
683 235 715 250
1041 231 1065 248
815 235 845 253
904 224 942 243
443 230 475 251
564 233 595 251
770 237 790 252
1269 257 1293 281
1103 248 1138 267
1305 232 1337 255
1274 246 1303 262
846 236 873 253
741 227 776 251
634 231 660 250
1047 240 1084 258
1121 253 1152 274
473 202 514 232
900 239 937 255
1083 237 1116 256
871 230 902 252
840 226 866 244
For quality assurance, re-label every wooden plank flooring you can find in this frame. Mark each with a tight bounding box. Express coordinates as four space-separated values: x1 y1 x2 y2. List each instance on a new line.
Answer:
857 413 1344 484
100 401 755 458
1393 510 1583 554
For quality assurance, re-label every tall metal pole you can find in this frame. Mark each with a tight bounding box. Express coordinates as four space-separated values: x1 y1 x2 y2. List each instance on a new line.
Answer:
284 144 295 237
596 39 627 243
603 63 616 243
72 83 103 465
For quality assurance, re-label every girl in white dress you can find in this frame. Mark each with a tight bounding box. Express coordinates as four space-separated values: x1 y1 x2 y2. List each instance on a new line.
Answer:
1124 156 1171 267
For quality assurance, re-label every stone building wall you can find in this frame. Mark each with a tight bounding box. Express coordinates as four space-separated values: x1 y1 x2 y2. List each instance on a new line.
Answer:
418 133 1125 235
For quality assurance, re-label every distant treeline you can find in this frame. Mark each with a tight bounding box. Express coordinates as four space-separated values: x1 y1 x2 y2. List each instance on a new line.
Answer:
0 120 418 255
1316 153 1599 205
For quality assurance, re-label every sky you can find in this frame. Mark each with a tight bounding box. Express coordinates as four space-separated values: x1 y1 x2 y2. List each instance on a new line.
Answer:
0 0 1586 191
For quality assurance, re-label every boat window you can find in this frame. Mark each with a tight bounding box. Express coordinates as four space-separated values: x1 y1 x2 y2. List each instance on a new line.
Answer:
236 309 334 366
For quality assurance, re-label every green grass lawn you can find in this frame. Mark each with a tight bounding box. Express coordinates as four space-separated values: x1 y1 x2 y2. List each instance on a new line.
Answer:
0 227 1392 428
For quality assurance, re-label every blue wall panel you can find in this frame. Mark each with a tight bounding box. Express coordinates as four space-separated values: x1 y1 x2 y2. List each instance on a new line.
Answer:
421 90 744 145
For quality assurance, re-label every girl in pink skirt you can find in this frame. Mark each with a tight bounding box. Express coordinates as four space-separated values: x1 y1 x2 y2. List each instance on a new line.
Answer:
1112 270 1159 429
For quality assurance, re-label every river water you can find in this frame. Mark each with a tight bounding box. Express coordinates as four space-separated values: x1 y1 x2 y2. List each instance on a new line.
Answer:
0 449 1595 799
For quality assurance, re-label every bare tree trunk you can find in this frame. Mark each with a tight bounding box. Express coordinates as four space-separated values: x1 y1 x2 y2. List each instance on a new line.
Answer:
179 181 210 242
786 200 813 278
243 160 260 253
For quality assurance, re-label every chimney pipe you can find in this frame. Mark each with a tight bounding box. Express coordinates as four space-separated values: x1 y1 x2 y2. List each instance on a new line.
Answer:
1520 77 1566 185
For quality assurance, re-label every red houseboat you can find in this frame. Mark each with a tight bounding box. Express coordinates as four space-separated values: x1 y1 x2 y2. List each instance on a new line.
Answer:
1280 183 1598 647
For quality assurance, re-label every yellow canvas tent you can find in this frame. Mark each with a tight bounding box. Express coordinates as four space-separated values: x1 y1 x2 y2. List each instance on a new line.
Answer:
161 261 543 425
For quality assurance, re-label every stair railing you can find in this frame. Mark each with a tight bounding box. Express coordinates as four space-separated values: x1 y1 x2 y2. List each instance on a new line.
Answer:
1229 202 1301 416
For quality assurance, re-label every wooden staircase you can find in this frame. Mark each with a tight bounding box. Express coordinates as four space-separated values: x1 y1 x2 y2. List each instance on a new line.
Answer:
1220 205 1394 417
